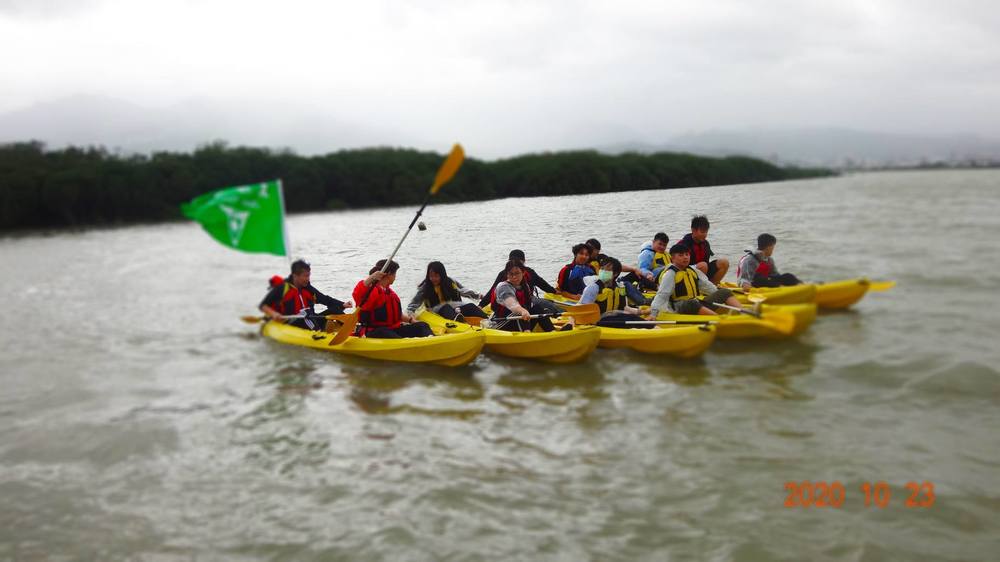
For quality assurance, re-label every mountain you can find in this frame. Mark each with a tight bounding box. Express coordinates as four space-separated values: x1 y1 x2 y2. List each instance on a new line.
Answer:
0 94 417 154
603 128 1000 169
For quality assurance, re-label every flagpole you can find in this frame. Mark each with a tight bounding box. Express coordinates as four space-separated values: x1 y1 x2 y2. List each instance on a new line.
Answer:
276 179 292 265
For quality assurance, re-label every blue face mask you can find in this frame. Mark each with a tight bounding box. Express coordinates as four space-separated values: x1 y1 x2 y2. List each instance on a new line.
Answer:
598 270 614 283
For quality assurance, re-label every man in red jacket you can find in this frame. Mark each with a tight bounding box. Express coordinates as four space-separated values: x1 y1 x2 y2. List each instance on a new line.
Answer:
352 259 433 338
260 259 349 331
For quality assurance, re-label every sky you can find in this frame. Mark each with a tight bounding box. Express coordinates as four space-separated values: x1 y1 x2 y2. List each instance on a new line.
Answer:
1 0 999 158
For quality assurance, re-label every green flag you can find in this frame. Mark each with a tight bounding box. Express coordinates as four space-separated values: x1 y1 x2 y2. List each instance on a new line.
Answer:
181 180 288 256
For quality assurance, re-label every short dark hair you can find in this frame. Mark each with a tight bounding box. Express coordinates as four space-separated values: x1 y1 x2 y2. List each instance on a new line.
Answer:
603 256 622 277
691 215 710 230
757 233 777 250
572 243 588 256
508 249 526 261
504 259 525 274
369 259 400 275
585 238 601 252
669 243 690 255
290 259 310 275
653 232 669 244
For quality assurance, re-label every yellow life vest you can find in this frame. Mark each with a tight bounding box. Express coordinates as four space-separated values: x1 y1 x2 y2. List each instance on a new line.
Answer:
594 283 627 313
659 265 700 302
652 252 669 269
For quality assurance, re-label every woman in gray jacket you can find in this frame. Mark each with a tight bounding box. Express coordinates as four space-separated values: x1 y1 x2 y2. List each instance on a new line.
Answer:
407 261 487 321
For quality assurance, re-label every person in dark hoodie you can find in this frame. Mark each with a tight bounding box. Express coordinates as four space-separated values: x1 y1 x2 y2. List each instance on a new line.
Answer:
737 233 802 289
479 249 558 307
259 259 349 331
680 215 729 285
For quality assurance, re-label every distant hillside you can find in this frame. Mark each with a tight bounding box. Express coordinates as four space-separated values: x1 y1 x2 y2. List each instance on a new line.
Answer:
0 94 415 155
603 128 1000 169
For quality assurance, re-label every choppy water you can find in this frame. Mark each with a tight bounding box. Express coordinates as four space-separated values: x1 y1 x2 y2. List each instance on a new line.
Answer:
1 170 999 560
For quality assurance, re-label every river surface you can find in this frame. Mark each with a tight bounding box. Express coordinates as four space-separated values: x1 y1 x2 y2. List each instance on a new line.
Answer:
1 170 998 561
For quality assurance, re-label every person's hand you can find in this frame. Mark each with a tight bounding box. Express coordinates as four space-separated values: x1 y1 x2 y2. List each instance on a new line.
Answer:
401 313 415 323
644 272 654 282
270 313 285 323
344 300 353 308
365 271 386 286
740 282 751 291
519 309 531 322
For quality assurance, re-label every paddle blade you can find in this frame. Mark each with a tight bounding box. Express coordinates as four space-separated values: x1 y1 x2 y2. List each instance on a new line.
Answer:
241 315 265 324
327 312 359 346
465 316 483 327
562 303 600 324
867 280 896 292
762 311 796 335
430 144 465 194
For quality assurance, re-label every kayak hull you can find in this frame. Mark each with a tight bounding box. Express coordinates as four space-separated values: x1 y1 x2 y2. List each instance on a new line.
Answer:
723 283 818 305
420 311 602 363
597 324 716 357
814 279 871 309
261 321 485 367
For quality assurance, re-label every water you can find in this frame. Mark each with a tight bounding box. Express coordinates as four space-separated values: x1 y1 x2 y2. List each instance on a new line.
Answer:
1 170 998 560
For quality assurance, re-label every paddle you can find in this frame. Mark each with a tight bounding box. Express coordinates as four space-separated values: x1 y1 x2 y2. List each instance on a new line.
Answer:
378 144 465 274
600 319 719 326
488 304 600 327
709 302 796 335
333 145 464 346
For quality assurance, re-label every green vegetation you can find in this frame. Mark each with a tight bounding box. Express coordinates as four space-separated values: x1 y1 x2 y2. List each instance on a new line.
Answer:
0 141 835 231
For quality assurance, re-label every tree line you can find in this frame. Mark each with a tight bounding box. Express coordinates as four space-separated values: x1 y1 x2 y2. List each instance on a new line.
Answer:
0 141 834 231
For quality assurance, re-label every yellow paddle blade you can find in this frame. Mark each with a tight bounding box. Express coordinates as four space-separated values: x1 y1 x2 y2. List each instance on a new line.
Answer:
867 280 896 292
430 143 465 194
562 303 600 324
240 315 264 324
327 312 359 346
760 311 796 335
746 293 767 305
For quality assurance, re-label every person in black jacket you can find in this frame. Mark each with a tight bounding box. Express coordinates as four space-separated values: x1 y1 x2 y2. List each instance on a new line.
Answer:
260 259 349 331
479 249 558 306
679 215 729 284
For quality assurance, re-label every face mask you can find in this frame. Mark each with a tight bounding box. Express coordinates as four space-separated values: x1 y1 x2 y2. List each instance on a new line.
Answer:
598 270 614 282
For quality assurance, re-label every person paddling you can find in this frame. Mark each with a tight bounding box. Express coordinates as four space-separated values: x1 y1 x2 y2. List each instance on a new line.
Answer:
637 232 670 288
556 243 597 299
578 256 650 328
259 259 350 331
680 215 729 284
406 261 487 321
737 233 802 289
491 260 571 332
479 249 558 307
648 244 742 317
353 259 433 338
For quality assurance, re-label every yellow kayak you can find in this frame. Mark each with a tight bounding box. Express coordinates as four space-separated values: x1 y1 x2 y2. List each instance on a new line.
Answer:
261 321 485 367
718 279 895 309
814 278 895 309
595 323 716 357
419 311 602 364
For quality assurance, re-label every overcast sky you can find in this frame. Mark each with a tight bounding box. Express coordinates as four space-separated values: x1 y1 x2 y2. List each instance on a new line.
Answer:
1 0 998 157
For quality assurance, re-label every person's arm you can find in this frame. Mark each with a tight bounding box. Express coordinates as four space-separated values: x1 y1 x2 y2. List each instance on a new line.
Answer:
496 283 531 320
706 240 715 259
637 249 654 277
454 280 480 301
353 277 384 312
258 286 285 321
621 263 641 276
696 269 718 294
737 254 756 290
579 276 601 305
527 267 558 294
480 271 504 306
648 270 677 317
310 285 347 314
769 257 780 276
405 286 426 314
